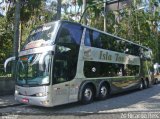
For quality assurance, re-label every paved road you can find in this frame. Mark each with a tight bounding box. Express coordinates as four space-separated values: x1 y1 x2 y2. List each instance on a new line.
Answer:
1 84 160 119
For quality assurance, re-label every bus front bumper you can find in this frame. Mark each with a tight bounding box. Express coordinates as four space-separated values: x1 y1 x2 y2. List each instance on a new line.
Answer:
15 94 53 107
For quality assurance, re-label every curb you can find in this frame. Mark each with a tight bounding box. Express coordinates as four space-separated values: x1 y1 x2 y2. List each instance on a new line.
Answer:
0 103 23 109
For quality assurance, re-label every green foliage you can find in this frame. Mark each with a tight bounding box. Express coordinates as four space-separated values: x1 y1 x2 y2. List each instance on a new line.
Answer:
0 0 56 75
0 0 160 76
114 1 160 62
0 17 13 63
82 0 160 62
0 17 13 76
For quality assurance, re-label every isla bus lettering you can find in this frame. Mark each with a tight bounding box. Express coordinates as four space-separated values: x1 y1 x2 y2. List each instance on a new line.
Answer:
100 51 125 62
99 51 137 64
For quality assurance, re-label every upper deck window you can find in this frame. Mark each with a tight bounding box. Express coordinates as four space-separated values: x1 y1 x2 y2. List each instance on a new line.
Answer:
84 29 102 48
84 28 141 56
29 24 55 42
56 23 83 45
23 23 55 50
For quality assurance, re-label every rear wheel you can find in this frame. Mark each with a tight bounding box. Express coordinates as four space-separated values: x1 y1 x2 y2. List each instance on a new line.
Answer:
139 80 144 90
98 84 109 100
154 78 158 84
146 79 150 88
81 85 94 104
143 79 148 89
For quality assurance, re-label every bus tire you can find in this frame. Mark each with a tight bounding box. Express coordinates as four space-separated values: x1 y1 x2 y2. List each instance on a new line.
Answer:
139 80 144 90
146 79 149 88
81 85 94 104
98 83 109 100
154 78 158 85
143 79 148 89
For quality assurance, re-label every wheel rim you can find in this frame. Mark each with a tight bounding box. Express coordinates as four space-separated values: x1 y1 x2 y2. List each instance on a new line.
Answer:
100 86 107 97
144 80 147 88
84 88 92 101
140 81 143 89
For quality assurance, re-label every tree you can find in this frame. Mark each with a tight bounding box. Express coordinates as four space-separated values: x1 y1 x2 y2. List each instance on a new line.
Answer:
56 0 61 20
0 17 13 75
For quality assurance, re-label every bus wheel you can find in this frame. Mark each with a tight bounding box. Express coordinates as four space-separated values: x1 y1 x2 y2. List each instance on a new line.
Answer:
143 79 148 89
154 78 158 84
139 80 144 90
98 84 109 100
146 79 150 88
81 85 94 104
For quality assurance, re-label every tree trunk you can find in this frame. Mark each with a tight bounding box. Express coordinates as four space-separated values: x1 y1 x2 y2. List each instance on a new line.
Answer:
104 0 107 32
57 0 61 20
82 0 87 25
13 0 20 79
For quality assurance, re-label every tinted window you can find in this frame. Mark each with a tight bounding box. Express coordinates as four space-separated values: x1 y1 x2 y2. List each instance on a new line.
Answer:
92 31 102 48
84 29 102 48
84 29 123 52
84 61 140 78
53 45 78 84
53 22 82 84
126 65 140 76
57 23 82 45
124 43 140 56
84 29 141 56
84 29 91 46
28 24 55 42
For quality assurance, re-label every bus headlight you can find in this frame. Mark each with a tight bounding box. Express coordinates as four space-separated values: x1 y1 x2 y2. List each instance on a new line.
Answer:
15 90 19 95
41 100 49 105
35 92 48 97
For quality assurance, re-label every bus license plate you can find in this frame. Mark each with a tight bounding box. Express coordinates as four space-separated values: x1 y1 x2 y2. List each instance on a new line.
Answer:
21 98 29 103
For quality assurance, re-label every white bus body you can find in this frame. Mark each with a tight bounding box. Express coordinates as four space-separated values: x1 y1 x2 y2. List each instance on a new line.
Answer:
5 20 153 107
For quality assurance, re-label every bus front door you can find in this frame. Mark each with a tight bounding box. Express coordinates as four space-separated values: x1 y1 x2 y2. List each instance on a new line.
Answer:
52 82 70 106
52 59 70 106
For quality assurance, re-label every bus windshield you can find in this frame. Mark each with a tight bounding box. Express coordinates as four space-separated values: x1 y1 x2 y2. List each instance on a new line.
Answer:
16 54 51 86
23 23 55 50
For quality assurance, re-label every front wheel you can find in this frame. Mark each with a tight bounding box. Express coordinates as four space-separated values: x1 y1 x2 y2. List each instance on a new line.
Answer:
81 85 94 104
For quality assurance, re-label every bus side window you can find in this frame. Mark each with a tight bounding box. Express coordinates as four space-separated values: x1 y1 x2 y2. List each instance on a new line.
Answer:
119 41 125 52
114 38 121 52
101 34 107 49
84 29 91 46
57 23 82 45
84 29 102 48
133 45 140 56
126 65 140 76
92 31 102 48
58 28 72 43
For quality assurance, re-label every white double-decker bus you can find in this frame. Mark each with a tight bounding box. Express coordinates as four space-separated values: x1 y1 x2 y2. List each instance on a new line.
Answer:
5 20 153 107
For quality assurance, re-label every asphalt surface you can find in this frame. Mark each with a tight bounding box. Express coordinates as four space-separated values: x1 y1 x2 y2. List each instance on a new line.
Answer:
1 84 160 119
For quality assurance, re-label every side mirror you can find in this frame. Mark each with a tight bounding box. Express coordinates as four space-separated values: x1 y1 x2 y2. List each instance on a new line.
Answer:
4 57 15 72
